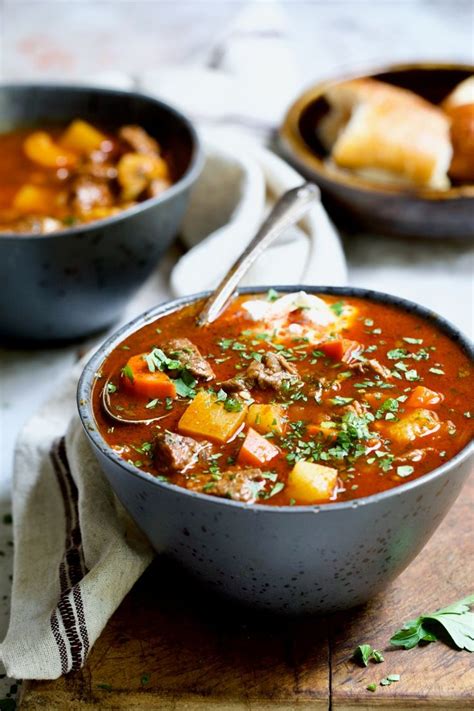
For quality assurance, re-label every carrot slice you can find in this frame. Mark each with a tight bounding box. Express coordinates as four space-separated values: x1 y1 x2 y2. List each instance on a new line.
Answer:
237 427 279 467
121 353 176 399
406 385 442 408
319 338 362 362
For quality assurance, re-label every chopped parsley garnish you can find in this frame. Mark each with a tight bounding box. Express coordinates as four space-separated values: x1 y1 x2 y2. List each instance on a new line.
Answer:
403 337 423 344
330 396 354 406
330 300 344 316
429 367 445 375
121 364 134 382
174 371 197 398
145 398 160 409
387 348 409 360
327 411 376 461
107 382 117 393
396 465 414 477
375 398 399 420
224 397 243 412
268 481 285 498
213 389 243 412
267 288 279 302
144 347 181 373
218 337 234 350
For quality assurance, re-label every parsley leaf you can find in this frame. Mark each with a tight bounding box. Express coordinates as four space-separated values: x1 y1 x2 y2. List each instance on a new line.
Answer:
330 396 354 406
174 371 197 398
396 465 414 477
353 644 385 667
330 300 344 316
390 595 474 651
121 364 134 382
224 397 243 412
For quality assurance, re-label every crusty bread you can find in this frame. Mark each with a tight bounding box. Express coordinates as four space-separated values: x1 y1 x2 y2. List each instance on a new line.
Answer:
317 78 452 189
442 76 474 110
442 76 474 182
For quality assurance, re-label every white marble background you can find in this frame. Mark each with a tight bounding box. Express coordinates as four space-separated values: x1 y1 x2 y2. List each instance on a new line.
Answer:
0 0 473 700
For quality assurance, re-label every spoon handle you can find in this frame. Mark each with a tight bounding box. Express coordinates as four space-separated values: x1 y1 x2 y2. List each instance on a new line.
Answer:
196 182 320 326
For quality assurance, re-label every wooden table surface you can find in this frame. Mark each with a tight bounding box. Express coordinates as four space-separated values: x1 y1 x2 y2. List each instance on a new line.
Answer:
1 2 474 706
20 473 473 710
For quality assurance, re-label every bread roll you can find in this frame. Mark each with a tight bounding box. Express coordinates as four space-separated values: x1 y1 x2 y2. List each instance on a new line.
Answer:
317 78 452 189
442 76 474 182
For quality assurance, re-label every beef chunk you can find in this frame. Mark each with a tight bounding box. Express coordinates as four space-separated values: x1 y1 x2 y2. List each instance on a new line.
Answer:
221 352 300 396
71 175 113 212
219 377 253 401
154 431 211 474
166 338 215 381
247 352 300 391
349 357 391 380
209 468 266 503
119 125 160 155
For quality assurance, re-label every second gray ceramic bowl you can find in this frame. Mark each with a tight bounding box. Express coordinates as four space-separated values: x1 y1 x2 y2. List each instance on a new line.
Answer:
78 287 473 614
0 84 202 342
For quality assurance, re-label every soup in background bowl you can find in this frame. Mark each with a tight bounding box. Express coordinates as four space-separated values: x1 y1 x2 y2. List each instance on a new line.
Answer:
0 120 173 234
78 287 473 613
0 84 202 342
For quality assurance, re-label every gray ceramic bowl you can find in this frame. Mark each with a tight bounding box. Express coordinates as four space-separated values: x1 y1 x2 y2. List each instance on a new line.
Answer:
77 286 473 614
0 84 202 342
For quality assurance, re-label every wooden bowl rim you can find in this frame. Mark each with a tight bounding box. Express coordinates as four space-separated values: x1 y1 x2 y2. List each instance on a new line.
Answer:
280 61 474 200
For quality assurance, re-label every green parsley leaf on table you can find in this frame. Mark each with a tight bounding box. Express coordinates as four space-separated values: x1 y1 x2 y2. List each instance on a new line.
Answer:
353 644 385 666
390 595 474 652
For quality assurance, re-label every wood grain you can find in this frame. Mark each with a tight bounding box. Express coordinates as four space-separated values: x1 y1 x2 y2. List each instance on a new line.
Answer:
330 471 474 711
20 474 473 710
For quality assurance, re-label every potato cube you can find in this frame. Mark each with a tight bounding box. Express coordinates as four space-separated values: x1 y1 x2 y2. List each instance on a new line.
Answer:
60 119 107 154
386 408 439 446
13 185 58 214
246 403 286 435
286 460 337 504
178 390 247 443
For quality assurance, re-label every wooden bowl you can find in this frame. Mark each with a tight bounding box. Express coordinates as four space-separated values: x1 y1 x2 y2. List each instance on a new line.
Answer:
279 63 474 239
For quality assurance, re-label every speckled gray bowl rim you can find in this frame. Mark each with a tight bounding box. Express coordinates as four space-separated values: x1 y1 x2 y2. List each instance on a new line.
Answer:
77 285 474 514
0 82 203 239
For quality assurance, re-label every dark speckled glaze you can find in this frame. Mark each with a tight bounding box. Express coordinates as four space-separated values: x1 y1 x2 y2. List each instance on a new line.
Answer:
0 84 202 342
77 287 473 614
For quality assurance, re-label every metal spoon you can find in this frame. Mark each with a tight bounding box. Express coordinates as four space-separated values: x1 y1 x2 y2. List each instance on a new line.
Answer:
196 182 320 326
102 380 171 425
103 182 319 424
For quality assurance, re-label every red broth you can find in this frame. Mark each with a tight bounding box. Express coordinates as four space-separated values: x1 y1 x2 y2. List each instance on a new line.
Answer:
92 292 473 506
